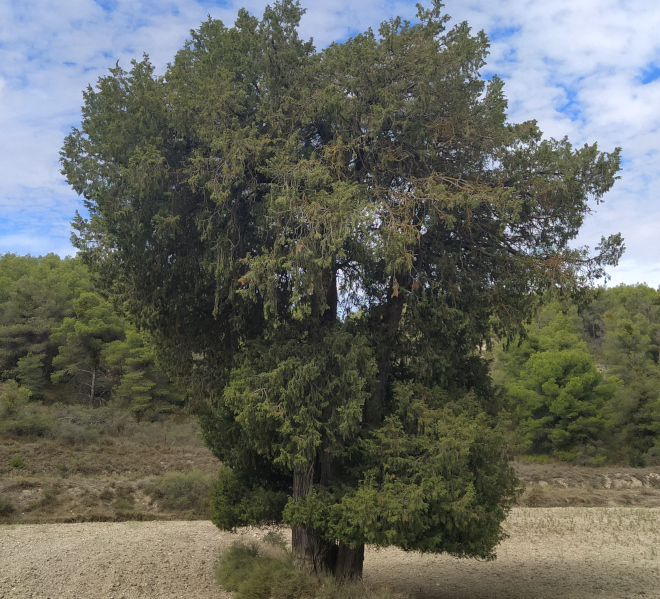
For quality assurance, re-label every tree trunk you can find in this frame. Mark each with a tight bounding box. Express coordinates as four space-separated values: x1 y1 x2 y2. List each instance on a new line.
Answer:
291 465 364 580
90 368 96 405
334 543 364 580
365 291 405 427
291 466 337 575
291 526 338 576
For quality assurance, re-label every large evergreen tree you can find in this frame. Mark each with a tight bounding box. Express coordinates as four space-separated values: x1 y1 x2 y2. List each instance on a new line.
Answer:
60 1 623 578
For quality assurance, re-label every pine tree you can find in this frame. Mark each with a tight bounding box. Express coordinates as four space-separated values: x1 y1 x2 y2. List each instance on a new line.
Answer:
51 292 125 404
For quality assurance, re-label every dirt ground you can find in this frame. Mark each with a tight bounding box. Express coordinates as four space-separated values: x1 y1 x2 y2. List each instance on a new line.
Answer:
1 508 659 599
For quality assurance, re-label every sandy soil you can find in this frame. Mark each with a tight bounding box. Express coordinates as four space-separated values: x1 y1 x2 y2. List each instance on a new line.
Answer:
1 508 659 599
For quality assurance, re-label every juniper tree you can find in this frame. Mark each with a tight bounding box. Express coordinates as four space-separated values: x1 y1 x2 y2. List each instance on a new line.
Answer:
61 1 623 579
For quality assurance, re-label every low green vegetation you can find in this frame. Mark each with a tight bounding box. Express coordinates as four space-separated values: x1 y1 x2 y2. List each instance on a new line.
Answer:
216 542 318 599
139 470 214 516
0 381 198 446
216 540 399 599
0 496 15 517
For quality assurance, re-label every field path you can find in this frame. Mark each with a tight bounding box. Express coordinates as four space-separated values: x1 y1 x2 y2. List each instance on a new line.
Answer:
1 508 659 599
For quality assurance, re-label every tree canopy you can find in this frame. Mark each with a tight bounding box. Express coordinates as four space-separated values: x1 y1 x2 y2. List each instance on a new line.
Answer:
61 1 623 579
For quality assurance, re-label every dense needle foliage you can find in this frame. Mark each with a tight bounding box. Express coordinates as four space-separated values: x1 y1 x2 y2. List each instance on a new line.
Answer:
0 253 182 417
494 286 660 466
60 1 623 577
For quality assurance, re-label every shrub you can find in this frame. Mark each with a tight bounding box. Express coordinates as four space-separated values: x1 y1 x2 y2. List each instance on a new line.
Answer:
26 483 62 512
0 381 53 437
0 380 32 416
49 404 131 442
53 419 100 444
0 496 16 517
113 483 136 511
216 542 317 599
215 541 398 599
139 470 213 515
99 486 114 501
0 391 202 446
125 419 203 447
210 466 288 530
10 455 24 468
263 531 287 548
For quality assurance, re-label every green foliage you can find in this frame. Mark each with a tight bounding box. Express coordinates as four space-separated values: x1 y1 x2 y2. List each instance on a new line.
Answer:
139 470 214 514
15 352 46 398
0 390 201 447
61 0 622 572
10 455 24 468
216 541 401 599
215 542 319 599
0 254 91 387
285 384 517 557
0 496 16 517
0 380 53 437
0 378 32 413
51 292 125 404
498 308 617 460
599 300 660 465
210 466 289 530
104 329 183 421
0 254 182 417
495 286 660 465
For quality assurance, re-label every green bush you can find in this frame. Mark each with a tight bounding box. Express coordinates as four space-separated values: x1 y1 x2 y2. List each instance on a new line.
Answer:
216 542 317 599
139 470 213 515
113 483 137 511
10 455 24 468
26 483 62 512
124 418 203 447
0 379 32 415
0 386 202 446
0 496 16 517
49 404 131 442
210 466 289 530
0 380 54 437
0 404 54 437
215 541 398 599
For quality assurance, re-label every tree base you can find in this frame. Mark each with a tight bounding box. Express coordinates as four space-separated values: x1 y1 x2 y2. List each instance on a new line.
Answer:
292 527 364 580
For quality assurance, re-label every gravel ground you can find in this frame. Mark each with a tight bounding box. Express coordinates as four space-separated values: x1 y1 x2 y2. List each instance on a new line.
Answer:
1 508 659 599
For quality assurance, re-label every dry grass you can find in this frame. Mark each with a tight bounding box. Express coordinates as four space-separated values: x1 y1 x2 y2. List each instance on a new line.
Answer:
0 436 217 478
0 429 219 524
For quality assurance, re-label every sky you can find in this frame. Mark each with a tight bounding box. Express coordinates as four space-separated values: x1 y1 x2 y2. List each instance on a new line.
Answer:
1 0 659 287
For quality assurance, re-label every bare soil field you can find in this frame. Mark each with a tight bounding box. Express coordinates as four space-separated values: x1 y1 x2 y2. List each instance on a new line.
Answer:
1 508 659 599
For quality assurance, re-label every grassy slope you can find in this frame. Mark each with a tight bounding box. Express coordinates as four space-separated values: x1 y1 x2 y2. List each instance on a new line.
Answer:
0 415 219 524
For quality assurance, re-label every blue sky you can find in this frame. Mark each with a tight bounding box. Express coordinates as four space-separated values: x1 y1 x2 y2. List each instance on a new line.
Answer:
1 0 659 286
